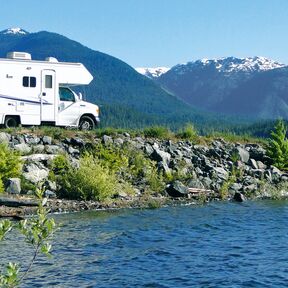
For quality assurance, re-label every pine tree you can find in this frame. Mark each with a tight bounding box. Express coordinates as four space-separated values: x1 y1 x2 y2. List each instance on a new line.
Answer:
266 119 288 170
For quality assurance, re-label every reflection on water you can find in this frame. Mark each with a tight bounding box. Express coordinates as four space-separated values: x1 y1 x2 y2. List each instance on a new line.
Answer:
1 200 288 287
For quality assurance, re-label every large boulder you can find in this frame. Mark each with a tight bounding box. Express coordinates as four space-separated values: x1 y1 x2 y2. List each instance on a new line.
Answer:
22 162 49 184
166 181 188 197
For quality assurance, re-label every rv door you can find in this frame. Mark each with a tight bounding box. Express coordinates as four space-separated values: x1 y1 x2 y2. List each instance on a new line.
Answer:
40 70 56 122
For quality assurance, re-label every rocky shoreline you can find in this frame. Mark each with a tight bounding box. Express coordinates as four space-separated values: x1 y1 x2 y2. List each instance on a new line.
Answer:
0 130 288 217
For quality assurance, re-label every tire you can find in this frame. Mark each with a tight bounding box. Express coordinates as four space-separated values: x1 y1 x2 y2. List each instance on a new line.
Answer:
4 116 19 128
78 116 95 130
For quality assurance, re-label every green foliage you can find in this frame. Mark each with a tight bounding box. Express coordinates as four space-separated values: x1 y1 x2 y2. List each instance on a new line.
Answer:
56 153 119 201
0 220 13 241
0 187 57 288
266 119 288 170
50 154 71 176
143 126 172 139
176 123 198 140
219 174 236 200
0 262 20 288
0 143 21 193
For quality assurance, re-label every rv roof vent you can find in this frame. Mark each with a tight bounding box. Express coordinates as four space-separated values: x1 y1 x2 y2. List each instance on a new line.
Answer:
6 52 32 60
45 57 58 62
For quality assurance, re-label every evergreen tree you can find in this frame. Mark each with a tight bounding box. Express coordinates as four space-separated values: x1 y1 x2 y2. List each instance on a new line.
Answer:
266 119 288 170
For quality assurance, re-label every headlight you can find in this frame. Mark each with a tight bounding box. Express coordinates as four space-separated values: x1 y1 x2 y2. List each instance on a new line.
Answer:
96 106 100 115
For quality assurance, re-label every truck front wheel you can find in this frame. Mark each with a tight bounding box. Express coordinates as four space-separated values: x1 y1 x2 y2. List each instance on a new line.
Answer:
4 116 19 128
78 115 95 130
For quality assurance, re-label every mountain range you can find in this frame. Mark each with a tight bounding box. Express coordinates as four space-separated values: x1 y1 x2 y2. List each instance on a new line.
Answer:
0 27 287 132
0 28 208 129
137 57 288 119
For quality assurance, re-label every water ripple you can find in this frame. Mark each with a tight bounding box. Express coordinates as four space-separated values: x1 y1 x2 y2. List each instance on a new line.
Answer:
1 200 288 287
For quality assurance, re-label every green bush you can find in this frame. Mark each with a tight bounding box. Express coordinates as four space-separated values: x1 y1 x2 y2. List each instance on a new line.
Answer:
176 123 198 140
57 154 119 201
0 143 21 192
143 126 172 139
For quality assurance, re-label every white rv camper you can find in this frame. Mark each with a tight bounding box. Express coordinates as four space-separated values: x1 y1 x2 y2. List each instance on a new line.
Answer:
0 52 100 129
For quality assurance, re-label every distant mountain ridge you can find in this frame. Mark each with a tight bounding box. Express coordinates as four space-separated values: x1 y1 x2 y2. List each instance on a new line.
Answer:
135 67 170 78
0 27 215 129
137 56 288 119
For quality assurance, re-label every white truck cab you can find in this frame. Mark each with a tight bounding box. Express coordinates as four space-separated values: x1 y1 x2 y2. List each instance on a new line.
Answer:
0 52 100 129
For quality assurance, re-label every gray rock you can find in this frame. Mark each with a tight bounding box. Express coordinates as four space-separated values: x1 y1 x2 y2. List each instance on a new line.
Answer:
249 158 258 169
233 192 246 202
123 132 130 138
114 138 124 146
257 161 267 170
151 148 171 164
234 147 250 163
271 166 282 177
281 174 288 182
249 146 266 161
0 132 10 143
44 190 57 199
68 146 80 156
243 184 257 193
6 178 21 194
45 145 64 154
42 136 52 145
229 183 243 192
144 144 154 156
211 167 229 180
33 144 45 153
166 181 188 197
22 163 49 184
201 177 213 188
25 135 40 145
102 135 113 145
187 179 205 189
71 137 85 148
14 143 32 155
21 154 57 163
195 167 203 176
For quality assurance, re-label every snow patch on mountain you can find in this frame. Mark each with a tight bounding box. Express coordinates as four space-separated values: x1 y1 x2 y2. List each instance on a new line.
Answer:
172 56 285 75
1 27 28 35
136 67 170 78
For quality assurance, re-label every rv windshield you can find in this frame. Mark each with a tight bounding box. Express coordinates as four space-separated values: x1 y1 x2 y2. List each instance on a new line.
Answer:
59 87 75 102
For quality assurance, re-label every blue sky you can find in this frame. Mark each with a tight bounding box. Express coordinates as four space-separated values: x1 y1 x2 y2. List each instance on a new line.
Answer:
1 0 288 67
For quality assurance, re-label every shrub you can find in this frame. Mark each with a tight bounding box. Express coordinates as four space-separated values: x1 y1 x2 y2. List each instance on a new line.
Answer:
176 123 198 140
0 143 21 192
57 154 119 201
143 126 172 139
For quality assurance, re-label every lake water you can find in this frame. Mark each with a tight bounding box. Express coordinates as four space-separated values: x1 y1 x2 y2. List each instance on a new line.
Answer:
1 200 288 287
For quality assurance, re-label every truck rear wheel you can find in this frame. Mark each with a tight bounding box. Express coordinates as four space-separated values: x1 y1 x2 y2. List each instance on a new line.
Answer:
78 116 95 130
4 116 19 128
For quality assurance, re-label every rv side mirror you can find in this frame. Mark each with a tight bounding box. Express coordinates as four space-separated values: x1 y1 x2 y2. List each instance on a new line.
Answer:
78 92 83 100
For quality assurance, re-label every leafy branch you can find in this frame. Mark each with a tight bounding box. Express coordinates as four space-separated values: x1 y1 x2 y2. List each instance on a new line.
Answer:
0 187 57 288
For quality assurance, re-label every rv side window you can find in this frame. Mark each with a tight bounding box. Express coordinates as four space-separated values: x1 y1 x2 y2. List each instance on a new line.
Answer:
45 75 53 88
59 87 75 102
22 76 36 88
